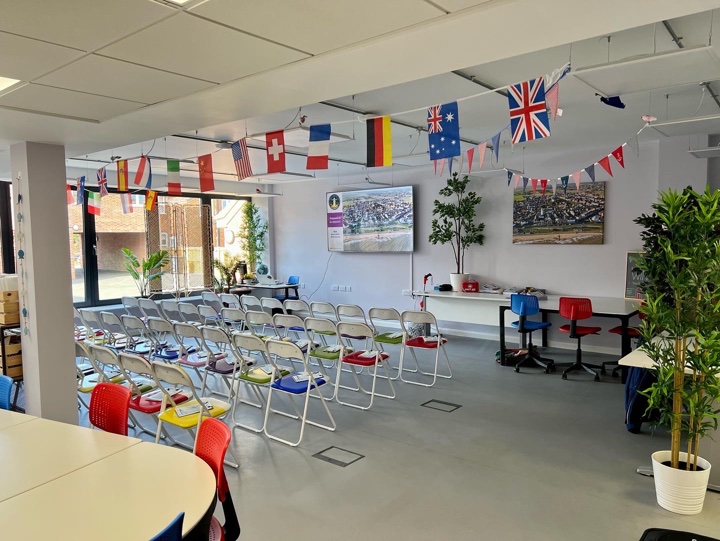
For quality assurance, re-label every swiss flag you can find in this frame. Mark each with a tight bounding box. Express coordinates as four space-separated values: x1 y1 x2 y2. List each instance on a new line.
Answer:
611 146 625 168
198 154 214 192
266 130 286 173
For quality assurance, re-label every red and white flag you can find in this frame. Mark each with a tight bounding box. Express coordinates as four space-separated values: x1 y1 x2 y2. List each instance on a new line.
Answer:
120 192 133 214
198 154 214 193
540 179 548 195
477 142 487 170
266 130 286 173
531 178 538 193
611 146 625 168
466 147 475 173
66 184 73 205
133 156 152 189
598 155 613 177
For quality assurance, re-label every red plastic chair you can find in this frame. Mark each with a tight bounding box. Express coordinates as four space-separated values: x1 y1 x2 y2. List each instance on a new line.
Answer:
195 418 240 541
89 383 131 436
558 297 602 381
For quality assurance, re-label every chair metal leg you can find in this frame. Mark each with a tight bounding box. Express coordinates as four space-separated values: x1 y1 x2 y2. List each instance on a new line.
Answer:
562 338 600 382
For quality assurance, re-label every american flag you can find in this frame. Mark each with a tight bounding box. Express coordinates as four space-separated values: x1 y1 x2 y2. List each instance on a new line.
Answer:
97 167 109 196
231 138 253 180
508 77 551 144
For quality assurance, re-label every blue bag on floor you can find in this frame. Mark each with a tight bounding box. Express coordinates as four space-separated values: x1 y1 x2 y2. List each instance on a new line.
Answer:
624 366 657 434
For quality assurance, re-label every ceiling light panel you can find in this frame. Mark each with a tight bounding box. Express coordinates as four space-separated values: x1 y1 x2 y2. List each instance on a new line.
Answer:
649 114 720 137
573 46 720 96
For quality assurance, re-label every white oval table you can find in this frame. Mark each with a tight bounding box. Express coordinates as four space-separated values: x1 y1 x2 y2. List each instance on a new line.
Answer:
0 410 216 540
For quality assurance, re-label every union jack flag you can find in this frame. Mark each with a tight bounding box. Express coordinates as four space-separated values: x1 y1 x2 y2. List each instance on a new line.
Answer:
97 167 109 197
427 105 443 134
508 77 551 144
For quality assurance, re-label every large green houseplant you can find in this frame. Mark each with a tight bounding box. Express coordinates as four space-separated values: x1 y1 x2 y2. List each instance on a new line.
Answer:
635 186 720 514
429 172 485 291
122 248 170 297
238 202 268 275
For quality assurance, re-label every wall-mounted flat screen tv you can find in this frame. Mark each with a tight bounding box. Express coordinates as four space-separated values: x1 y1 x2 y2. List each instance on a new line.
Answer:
326 186 414 253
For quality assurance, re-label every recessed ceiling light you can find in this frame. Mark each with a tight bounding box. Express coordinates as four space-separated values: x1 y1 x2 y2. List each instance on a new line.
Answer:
0 77 21 94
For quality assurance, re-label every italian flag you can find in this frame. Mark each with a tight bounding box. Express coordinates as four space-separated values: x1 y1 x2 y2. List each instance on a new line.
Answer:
167 159 181 195
88 191 101 215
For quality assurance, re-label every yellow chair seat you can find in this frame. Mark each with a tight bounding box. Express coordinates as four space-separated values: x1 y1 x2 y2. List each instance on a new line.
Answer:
158 398 230 429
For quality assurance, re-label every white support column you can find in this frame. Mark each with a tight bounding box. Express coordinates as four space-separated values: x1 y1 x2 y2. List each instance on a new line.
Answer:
10 142 77 424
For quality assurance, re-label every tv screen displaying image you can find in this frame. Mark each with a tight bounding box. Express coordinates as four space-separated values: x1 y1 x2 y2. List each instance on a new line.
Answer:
326 186 414 253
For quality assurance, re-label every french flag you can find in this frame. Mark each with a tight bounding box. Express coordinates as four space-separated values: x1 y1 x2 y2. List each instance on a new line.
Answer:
306 124 331 170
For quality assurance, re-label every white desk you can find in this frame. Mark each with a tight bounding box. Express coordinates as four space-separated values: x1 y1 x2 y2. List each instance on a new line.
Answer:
237 282 297 299
0 416 216 539
0 409 36 431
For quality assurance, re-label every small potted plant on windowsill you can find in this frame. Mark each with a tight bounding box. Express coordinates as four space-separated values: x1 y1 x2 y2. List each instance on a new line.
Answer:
635 186 720 515
429 172 485 291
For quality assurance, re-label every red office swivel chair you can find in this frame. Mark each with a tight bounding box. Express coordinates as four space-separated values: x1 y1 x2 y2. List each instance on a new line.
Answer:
558 297 602 382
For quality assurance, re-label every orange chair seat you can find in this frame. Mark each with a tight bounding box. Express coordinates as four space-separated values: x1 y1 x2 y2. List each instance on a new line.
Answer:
130 392 189 414
559 324 601 336
342 350 390 367
405 336 448 349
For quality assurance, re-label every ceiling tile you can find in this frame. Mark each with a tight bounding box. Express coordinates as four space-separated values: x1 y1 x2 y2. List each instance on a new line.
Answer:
36 55 216 104
430 0 494 11
0 84 143 121
190 0 443 55
0 0 173 52
98 13 307 83
0 32 83 81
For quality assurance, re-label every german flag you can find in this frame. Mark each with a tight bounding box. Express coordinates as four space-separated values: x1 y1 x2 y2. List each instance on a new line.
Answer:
366 116 392 167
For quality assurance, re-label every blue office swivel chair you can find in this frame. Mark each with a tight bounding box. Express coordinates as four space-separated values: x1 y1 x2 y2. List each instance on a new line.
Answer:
274 275 300 301
510 294 555 374
0 375 13 410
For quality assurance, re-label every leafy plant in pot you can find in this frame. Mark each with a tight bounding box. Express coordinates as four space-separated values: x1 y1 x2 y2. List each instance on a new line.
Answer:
429 172 485 291
121 248 170 297
635 187 720 515
238 201 268 275
212 253 243 292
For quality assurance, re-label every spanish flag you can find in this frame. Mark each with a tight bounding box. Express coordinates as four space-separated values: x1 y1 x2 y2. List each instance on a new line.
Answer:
116 160 129 192
145 190 158 212
366 116 392 167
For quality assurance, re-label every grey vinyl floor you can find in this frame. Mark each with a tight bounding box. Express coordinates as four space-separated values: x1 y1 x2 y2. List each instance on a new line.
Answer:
69 336 720 540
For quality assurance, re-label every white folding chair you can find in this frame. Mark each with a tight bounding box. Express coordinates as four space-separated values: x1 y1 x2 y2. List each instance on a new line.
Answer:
121 296 143 318
75 341 98 409
201 291 224 314
160 300 183 323
99 311 132 350
78 309 107 345
178 302 203 326
336 304 372 348
198 304 224 327
369 307 405 379
304 317 344 373
261 297 285 314
173 322 209 384
334 322 396 410
263 339 336 447
120 315 153 355
221 307 246 332
398 310 452 387
240 295 262 312
310 301 337 322
273 313 307 345
138 298 164 320
200 326 240 399
245 310 278 339
284 299 311 319
146 317 180 361
219 293 240 309
151 361 238 468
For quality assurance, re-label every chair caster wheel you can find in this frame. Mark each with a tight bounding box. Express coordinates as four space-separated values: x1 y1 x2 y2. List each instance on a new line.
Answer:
514 367 520 373
561 373 567 380
594 375 600 382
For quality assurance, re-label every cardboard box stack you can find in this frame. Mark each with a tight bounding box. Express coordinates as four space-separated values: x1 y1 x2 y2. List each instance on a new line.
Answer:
0 274 21 379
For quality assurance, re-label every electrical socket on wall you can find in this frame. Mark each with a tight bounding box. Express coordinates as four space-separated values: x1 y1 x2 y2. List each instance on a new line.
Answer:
402 289 411 296
331 285 339 291
339 285 347 292
300 283 305 289
346 286 352 292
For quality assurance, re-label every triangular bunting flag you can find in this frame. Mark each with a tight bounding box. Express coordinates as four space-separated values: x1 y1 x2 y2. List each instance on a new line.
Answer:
507 170 513 186
611 146 625 168
434 159 438 175
198 154 215 192
466 147 475 174
439 158 445 176
76 176 85 206
571 171 581 190
145 190 158 212
87 191 101 216
545 83 560 120
560 176 569 195
491 132 501 162
551 178 558 195
514 174 521 189
97 167 109 196
448 156 454 175
540 179 548 195
66 184 73 205
585 164 596 182
133 156 152 189
522 177 529 192
598 155 613 177
626 134 640 157
531 178 538 194
477 142 487 170
120 192 133 214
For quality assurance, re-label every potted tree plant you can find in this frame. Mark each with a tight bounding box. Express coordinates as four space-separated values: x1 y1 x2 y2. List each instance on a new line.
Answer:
238 202 268 275
121 248 170 297
212 253 243 293
635 186 720 515
429 172 485 291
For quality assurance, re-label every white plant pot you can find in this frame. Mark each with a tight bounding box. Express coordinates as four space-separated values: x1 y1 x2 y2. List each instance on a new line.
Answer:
651 450 711 515
449 273 470 292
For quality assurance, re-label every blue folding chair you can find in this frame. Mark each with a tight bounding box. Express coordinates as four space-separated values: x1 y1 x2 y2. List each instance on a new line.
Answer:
510 294 555 374
150 512 184 541
0 375 13 410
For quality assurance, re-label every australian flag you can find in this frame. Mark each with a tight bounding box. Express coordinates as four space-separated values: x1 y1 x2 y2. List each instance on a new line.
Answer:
508 77 551 144
427 101 461 161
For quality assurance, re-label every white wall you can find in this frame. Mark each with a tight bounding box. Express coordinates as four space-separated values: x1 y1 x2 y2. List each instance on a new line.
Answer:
271 135 707 353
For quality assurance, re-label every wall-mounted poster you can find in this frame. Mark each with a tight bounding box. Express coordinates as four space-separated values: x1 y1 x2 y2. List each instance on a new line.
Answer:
512 181 605 244
625 251 646 299
326 186 414 252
